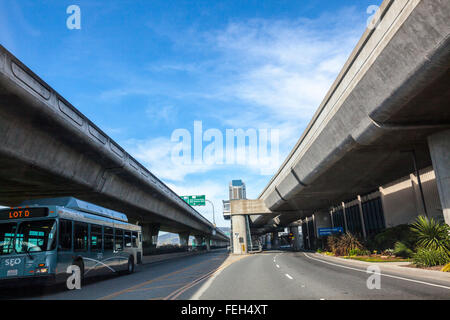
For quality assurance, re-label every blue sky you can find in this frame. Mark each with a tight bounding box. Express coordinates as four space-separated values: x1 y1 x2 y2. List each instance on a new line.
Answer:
0 0 382 228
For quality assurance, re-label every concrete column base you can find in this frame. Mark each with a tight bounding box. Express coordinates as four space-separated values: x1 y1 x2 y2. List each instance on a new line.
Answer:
290 226 301 251
272 232 279 249
231 215 248 254
428 129 450 225
142 223 160 255
178 232 190 248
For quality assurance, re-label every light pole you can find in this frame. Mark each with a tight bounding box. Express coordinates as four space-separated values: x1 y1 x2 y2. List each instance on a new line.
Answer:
205 199 216 227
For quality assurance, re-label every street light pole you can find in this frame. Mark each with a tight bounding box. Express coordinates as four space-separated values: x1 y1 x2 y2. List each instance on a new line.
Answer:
205 199 216 227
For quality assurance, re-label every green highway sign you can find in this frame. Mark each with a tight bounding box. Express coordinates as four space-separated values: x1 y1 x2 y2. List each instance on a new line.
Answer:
181 195 206 206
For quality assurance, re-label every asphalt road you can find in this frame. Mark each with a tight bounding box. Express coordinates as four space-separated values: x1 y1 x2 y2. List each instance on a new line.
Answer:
0 249 229 300
1 249 449 300
196 250 450 300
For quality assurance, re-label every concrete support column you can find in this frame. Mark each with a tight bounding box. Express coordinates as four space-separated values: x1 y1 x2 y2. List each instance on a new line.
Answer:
265 234 272 250
205 237 211 251
194 235 204 247
178 232 190 248
342 202 348 232
357 195 367 240
142 223 160 255
428 130 450 225
231 214 248 254
290 226 301 251
330 210 335 228
272 232 279 249
305 218 310 249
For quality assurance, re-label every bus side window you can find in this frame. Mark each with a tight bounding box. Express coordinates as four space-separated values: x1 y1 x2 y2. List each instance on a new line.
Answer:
104 227 114 252
74 222 88 252
90 224 102 252
59 219 72 251
124 231 132 248
131 232 138 248
115 229 123 251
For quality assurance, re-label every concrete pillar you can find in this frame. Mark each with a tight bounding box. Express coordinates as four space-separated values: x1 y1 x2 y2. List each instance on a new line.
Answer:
231 214 248 254
342 202 348 232
330 210 335 228
205 237 211 251
178 232 190 248
265 234 272 250
290 226 301 251
142 223 160 255
357 195 367 240
305 218 310 249
194 235 204 247
272 232 279 249
428 130 450 225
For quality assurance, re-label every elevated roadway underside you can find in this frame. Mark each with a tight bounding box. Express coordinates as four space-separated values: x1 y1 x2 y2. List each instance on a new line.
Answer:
254 0 450 230
0 45 228 242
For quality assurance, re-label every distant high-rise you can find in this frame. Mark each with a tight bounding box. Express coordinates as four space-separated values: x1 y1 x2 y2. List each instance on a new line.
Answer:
229 180 246 200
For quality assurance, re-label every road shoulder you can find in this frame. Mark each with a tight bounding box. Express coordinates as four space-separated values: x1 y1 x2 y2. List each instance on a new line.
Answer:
300 251 450 286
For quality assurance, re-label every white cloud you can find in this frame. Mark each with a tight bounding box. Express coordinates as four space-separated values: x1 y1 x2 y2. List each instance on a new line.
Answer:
119 9 364 186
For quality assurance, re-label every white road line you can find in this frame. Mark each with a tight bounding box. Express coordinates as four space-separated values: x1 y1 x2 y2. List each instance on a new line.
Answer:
285 274 293 280
276 264 280 268
303 253 450 291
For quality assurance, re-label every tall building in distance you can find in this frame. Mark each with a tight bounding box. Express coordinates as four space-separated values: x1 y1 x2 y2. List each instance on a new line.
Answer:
229 180 246 200
223 179 246 220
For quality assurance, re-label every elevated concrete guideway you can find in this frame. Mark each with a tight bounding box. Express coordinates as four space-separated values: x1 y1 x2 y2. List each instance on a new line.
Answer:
254 0 450 229
0 45 228 249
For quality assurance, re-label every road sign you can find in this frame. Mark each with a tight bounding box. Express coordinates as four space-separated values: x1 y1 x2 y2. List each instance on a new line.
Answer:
181 195 206 206
318 227 344 237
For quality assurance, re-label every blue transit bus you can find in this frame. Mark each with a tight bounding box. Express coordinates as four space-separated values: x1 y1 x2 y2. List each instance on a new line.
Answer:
0 197 142 286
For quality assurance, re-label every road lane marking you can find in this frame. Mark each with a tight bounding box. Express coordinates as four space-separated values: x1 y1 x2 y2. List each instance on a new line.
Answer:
165 267 219 300
303 253 450 291
128 282 190 292
285 274 293 280
190 255 250 300
174 255 249 300
97 256 222 300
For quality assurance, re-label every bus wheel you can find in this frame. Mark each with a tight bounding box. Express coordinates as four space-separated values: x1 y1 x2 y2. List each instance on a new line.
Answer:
126 256 134 274
74 259 85 284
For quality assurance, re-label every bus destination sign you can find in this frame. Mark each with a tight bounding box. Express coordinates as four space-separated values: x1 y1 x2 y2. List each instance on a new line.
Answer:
0 207 49 220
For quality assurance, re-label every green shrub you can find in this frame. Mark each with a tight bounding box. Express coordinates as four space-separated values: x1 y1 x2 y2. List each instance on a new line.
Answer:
370 224 418 251
413 248 450 267
410 216 450 254
393 241 414 258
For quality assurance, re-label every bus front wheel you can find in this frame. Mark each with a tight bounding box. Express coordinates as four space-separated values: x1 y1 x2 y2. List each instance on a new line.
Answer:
126 256 134 274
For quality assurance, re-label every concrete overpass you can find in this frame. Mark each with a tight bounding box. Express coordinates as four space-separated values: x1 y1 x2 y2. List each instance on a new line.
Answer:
0 45 229 252
229 0 450 253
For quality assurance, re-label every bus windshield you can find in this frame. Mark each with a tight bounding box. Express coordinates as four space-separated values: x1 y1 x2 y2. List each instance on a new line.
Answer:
0 222 17 255
15 220 57 253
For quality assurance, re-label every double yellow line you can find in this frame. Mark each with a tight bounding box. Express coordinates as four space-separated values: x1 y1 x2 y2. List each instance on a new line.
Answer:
164 255 249 300
98 258 214 300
